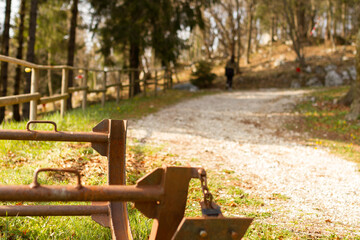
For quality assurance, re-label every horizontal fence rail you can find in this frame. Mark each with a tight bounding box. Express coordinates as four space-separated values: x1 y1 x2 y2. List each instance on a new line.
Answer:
0 54 173 120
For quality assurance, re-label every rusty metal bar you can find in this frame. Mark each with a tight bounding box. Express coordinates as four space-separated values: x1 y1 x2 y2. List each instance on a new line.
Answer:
0 185 163 202
0 129 108 142
0 205 108 216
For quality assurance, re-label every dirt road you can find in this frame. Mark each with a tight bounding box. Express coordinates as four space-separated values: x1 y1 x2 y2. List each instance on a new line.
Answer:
128 89 360 237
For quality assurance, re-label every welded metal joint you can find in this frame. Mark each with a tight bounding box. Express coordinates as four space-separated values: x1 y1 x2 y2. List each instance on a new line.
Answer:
30 168 82 189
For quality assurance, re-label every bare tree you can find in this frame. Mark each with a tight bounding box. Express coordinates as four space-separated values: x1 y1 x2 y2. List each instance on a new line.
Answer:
23 0 39 119
245 0 255 64
67 0 79 110
341 0 347 38
325 0 335 49
235 0 242 73
280 0 305 66
207 0 243 69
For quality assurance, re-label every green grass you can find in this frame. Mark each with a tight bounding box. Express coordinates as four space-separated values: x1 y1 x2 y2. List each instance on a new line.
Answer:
292 86 360 165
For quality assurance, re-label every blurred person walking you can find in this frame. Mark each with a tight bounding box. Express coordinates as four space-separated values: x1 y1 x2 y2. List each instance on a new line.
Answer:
225 55 236 90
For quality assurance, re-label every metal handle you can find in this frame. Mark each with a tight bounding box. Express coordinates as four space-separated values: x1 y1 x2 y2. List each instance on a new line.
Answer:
30 168 82 189
26 120 58 132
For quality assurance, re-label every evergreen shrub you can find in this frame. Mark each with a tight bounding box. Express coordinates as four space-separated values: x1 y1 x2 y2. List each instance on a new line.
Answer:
190 61 216 88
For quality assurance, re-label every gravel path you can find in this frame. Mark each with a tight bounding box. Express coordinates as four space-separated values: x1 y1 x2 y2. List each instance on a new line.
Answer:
128 89 360 237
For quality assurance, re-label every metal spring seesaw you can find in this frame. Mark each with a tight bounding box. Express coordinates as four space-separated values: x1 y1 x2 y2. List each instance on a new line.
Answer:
0 119 252 239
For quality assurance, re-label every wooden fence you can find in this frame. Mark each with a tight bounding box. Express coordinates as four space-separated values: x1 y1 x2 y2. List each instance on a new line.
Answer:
0 54 172 121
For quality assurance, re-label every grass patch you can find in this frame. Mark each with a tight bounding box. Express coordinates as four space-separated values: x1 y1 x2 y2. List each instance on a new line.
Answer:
292 86 360 165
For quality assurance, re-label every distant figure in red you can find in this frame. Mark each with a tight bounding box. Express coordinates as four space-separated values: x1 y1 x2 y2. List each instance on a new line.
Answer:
225 55 236 90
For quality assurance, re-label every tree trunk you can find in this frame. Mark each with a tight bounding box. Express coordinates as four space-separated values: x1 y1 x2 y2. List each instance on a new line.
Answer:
246 0 254 65
270 17 275 44
129 41 141 98
23 0 38 119
235 0 242 73
13 0 26 122
0 0 12 123
341 1 346 38
295 0 306 41
66 0 79 110
326 0 335 49
282 0 305 67
345 30 360 121
308 0 316 38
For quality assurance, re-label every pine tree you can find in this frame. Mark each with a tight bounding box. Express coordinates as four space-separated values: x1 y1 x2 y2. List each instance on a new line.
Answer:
0 0 12 123
89 0 211 97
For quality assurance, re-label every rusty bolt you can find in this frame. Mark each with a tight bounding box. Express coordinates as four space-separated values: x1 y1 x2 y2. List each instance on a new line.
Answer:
199 230 208 238
198 168 206 177
231 231 239 239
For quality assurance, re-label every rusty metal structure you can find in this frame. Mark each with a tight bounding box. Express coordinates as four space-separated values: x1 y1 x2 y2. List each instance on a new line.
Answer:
0 119 252 239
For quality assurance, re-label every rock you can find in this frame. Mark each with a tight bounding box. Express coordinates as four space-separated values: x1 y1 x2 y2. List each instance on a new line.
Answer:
314 66 325 75
342 70 350 81
325 70 343 86
306 77 323 87
325 48 334 54
274 55 285 67
324 64 336 72
285 40 293 46
274 60 284 67
173 83 199 92
305 66 312 73
259 33 271 45
290 80 301 88
348 66 356 80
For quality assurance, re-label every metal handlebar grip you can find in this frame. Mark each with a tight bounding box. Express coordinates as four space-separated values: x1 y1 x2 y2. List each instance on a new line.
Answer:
30 168 82 190
26 120 58 132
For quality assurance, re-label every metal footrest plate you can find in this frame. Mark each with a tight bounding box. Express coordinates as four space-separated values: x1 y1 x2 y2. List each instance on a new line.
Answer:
172 217 253 240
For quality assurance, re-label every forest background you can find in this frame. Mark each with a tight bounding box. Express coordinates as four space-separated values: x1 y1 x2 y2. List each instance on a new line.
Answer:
1 0 360 123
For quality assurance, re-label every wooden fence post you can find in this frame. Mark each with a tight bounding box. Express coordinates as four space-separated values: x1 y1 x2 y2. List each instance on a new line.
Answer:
168 68 173 89
102 71 107 107
82 70 88 110
60 68 69 118
143 71 147 97
154 70 158 97
116 70 121 103
93 71 97 89
29 68 39 121
130 71 135 98
163 69 166 93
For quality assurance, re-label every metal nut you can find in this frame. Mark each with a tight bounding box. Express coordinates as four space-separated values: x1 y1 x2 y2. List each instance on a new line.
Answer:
199 230 208 238
198 168 206 176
